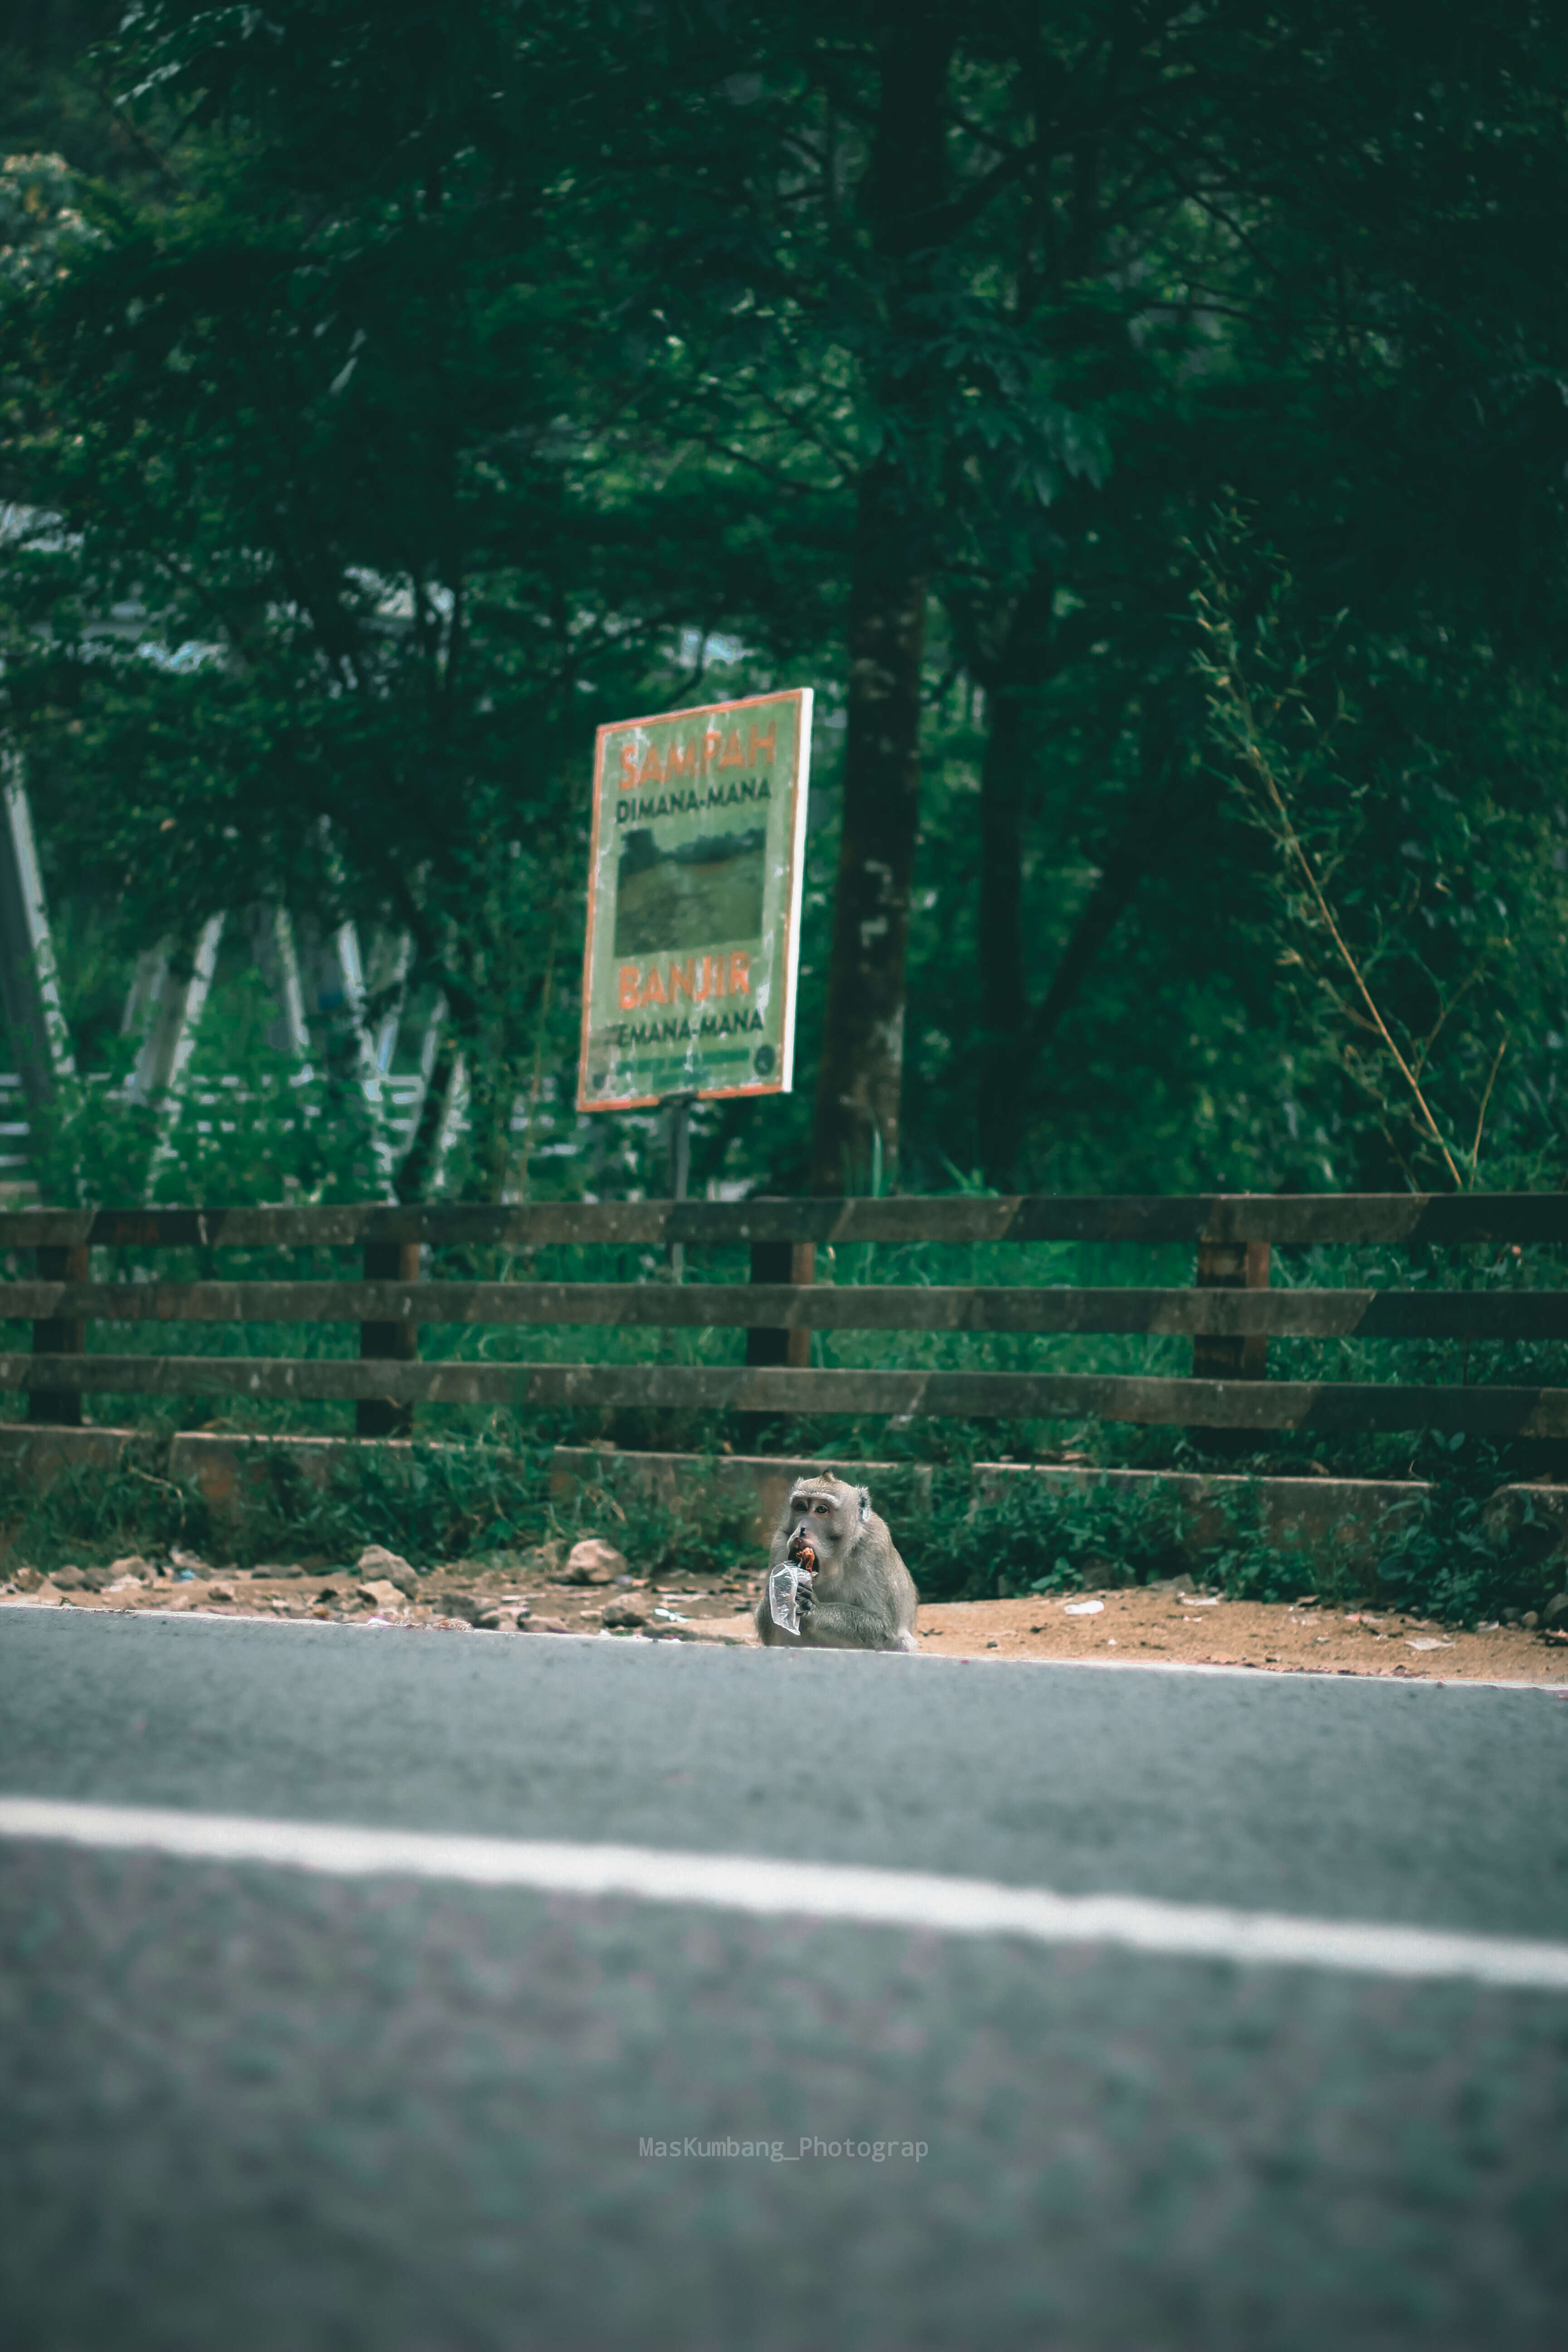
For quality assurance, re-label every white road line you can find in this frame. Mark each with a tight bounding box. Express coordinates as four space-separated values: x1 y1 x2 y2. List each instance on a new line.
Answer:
3 1794 1567 1992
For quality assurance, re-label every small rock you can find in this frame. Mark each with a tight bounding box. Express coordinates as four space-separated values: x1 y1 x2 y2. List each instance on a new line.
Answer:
169 1548 207 1573
110 1554 157 1580
358 1544 419 1597
601 1598 650 1630
521 1616 573 1635
1523 1610 1540 1630
1544 1592 1568 1625
206 1583 235 1604
12 1566 43 1592
434 1592 483 1624
357 1579 405 1612
1405 1636 1455 1651
51 1566 86 1591
986 1638 1000 1649
475 1604 529 1632
1503 1608 1522 1626
563 1538 628 1586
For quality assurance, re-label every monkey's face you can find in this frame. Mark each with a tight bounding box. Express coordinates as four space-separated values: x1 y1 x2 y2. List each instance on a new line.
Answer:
785 1480 863 1566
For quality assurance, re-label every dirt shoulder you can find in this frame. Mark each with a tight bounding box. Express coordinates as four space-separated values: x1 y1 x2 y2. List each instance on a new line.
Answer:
696 1586 1568 1679
6 1552 1561 1684
4 1556 1565 1681
907 1589 1568 1679
0 1554 761 1642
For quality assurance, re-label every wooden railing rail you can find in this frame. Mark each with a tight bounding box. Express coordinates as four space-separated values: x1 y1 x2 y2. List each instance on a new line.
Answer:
4 1191 1568 1251
3 1358 1568 1438
2 1281 1566 1341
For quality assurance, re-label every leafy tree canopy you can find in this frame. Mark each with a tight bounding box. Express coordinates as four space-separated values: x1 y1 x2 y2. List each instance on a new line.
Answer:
4 0 1568 1201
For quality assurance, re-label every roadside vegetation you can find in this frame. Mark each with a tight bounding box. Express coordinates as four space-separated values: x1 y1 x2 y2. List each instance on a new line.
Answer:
6 1416 1564 1634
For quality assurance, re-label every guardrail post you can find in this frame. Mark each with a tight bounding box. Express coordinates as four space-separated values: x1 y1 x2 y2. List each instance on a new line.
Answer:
29 1241 87 1425
1191 1237 1270 1381
664 1092 695 1279
358 1240 419 1439
744 1241 814 1370
786 1243 814 1370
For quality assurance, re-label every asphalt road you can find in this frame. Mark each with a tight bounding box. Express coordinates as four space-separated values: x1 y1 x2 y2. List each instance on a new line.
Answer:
0 1610 1565 2352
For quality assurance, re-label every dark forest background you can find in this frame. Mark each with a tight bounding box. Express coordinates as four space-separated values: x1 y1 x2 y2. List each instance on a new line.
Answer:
5 0 1568 1208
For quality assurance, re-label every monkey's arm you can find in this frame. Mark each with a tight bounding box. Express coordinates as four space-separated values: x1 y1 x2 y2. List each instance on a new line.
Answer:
795 1593 908 1651
797 1538 918 1651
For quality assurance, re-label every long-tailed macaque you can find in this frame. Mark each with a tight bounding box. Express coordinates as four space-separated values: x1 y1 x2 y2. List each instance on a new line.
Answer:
756 1473 919 1653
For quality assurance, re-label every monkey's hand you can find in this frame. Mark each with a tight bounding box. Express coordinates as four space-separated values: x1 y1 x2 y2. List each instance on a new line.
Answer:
785 1534 817 1620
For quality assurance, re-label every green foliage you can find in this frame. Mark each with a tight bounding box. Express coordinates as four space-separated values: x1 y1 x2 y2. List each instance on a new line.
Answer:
224 1436 557 1567
0 1431 559 1573
909 1468 1198 1605
547 1454 763 1578
1365 1480 1544 1631
1 2 725 1198
1194 518 1568 1194
7 3 1566 1205
898 1460 1563 1630
0 1431 196 1568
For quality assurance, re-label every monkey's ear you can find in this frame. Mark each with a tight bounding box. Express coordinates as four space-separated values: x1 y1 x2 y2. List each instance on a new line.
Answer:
858 1486 871 1521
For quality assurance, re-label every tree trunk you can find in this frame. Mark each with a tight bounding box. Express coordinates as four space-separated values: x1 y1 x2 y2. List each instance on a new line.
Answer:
975 569 1055 1184
809 7 954 1195
396 1028 461 1201
971 681 1198 1180
1024 699 1196 1063
810 462 928 1192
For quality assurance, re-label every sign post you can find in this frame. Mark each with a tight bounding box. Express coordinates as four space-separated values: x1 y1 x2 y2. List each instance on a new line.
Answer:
576 688 813 1117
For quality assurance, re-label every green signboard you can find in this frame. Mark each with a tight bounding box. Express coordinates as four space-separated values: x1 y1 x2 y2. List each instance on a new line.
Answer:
577 689 813 1112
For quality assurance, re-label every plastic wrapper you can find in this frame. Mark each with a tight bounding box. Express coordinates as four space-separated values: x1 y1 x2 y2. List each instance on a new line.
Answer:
769 1561 808 1635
